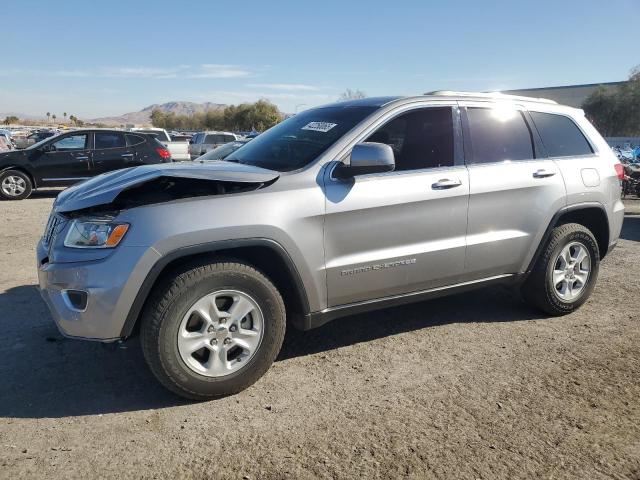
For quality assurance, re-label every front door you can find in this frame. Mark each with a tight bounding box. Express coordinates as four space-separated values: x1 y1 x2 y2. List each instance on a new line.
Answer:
37 132 91 185
323 105 470 307
460 103 567 279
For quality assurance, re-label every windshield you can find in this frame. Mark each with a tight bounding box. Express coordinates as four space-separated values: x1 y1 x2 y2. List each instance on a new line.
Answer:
199 141 246 161
225 105 377 171
27 132 63 150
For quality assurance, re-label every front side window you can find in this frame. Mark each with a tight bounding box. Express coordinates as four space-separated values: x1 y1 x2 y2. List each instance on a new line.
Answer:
530 111 593 157
51 134 87 151
365 107 454 171
466 107 534 163
225 105 378 172
94 132 125 149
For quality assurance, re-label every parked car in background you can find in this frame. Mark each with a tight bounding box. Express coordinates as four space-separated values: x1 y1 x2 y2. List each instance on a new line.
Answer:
170 134 192 142
132 128 190 161
0 129 171 200
0 137 12 152
0 130 15 149
196 139 251 161
189 131 239 159
14 130 56 149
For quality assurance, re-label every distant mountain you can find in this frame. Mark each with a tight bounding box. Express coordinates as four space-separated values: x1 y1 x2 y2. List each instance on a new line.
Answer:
90 101 226 126
0 111 43 121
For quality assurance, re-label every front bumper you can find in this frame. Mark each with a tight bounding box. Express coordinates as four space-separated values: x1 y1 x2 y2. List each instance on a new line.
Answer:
37 239 161 342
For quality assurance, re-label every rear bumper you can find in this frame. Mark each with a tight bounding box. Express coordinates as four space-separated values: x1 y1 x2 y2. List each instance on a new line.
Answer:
37 240 161 341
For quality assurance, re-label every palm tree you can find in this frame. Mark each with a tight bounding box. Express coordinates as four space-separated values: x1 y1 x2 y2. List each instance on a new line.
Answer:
46 112 51 123
63 112 67 123
52 114 57 124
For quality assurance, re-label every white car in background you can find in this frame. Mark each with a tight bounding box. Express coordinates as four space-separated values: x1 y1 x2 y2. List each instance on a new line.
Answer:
132 127 190 161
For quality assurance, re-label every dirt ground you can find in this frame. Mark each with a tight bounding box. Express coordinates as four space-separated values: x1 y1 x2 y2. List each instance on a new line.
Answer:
0 192 639 480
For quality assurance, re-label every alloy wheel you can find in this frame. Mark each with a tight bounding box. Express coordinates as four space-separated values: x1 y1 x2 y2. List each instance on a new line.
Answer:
551 241 591 301
177 289 264 377
1 175 26 197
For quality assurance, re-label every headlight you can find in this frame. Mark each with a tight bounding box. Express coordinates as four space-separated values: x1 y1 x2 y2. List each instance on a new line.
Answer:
64 219 129 248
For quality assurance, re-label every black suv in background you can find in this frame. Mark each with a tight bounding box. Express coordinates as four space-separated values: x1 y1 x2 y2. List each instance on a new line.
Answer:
0 129 171 200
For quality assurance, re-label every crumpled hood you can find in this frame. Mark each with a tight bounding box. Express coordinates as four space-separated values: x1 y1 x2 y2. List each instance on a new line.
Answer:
54 161 279 213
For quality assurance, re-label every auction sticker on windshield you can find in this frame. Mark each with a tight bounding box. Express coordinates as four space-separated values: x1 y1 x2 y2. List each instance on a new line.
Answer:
301 122 337 133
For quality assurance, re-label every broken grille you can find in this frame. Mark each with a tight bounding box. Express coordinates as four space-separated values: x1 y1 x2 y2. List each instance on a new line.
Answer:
43 214 64 248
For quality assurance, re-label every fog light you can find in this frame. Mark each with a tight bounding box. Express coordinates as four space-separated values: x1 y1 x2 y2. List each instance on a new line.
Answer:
63 289 88 312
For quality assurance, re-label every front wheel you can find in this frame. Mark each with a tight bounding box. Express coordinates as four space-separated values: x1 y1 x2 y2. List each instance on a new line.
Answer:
522 223 600 316
140 260 286 400
0 169 32 200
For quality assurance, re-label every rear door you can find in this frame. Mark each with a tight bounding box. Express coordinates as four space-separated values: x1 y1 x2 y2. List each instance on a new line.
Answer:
37 132 91 184
125 133 159 164
460 102 566 279
324 104 470 306
91 131 133 174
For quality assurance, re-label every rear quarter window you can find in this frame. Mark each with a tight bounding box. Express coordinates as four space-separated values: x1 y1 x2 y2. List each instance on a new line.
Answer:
530 111 593 157
126 134 146 146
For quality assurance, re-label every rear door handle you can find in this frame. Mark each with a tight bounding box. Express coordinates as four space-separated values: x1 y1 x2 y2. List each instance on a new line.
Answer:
432 178 462 190
533 169 556 178
121 153 134 158
76 156 89 160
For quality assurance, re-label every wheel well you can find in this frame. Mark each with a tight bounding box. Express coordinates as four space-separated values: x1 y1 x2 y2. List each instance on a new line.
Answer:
556 207 609 259
125 244 308 338
0 166 36 188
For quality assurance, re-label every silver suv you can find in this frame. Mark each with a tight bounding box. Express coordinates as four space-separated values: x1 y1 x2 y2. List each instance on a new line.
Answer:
37 92 625 399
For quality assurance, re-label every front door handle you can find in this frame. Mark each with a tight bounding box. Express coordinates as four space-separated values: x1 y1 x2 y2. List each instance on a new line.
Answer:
533 169 556 178
121 153 134 158
432 178 462 190
76 156 89 160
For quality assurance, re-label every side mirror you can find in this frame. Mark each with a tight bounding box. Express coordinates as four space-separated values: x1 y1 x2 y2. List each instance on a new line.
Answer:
334 142 395 179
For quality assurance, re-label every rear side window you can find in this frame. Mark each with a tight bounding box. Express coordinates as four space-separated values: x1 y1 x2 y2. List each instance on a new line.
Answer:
530 112 593 157
466 107 535 163
94 132 125 149
126 134 146 146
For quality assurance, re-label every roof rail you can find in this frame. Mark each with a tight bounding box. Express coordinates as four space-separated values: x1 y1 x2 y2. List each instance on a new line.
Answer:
423 90 558 105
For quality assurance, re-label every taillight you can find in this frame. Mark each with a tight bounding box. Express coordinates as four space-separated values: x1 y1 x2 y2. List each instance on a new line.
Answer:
614 163 625 181
156 147 171 160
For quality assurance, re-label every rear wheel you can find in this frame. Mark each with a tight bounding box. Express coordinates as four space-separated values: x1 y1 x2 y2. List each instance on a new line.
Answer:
522 223 599 315
0 169 32 200
140 260 286 400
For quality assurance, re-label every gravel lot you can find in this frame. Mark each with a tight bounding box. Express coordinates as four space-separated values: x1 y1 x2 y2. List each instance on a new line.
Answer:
0 192 639 480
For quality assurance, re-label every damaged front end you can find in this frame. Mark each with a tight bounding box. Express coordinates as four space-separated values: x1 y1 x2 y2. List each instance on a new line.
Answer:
53 161 280 215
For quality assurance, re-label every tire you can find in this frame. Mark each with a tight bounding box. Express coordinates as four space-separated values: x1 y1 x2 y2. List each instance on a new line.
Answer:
0 169 32 200
140 260 286 400
522 223 600 316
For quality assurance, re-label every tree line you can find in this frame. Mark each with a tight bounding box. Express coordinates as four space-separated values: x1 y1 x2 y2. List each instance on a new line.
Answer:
151 100 283 132
582 66 640 137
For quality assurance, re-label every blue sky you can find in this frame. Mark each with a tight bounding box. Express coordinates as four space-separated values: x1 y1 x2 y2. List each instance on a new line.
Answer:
2 0 638 118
